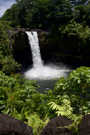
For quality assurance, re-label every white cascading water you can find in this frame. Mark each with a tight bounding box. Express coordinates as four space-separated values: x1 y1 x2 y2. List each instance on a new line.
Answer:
26 31 43 68
25 31 70 80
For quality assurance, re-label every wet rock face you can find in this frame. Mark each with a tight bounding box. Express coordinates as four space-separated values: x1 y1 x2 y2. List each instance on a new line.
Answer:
41 116 73 135
12 31 33 70
38 31 62 64
0 114 33 135
79 114 90 135
38 31 49 62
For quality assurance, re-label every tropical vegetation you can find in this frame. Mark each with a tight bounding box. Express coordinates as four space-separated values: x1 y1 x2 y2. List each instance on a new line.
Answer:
0 0 90 135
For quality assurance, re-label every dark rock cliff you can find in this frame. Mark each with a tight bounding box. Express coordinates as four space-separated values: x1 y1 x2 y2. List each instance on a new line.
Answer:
0 114 33 135
9 28 90 70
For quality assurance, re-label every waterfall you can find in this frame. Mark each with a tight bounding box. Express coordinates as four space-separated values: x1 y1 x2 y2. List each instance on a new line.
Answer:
25 31 70 80
26 31 43 68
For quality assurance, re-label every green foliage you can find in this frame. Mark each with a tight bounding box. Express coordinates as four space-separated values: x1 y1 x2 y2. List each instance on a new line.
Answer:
1 1 90 134
46 67 90 134
2 0 89 29
60 21 90 40
0 56 21 74
0 67 90 134
25 113 49 135
0 71 37 115
2 0 72 29
58 20 90 60
54 67 90 115
0 21 11 56
0 71 49 134
48 95 73 118
73 4 90 26
0 20 21 74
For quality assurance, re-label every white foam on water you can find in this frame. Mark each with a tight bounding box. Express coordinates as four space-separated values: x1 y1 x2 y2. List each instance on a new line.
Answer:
25 31 71 80
25 64 70 80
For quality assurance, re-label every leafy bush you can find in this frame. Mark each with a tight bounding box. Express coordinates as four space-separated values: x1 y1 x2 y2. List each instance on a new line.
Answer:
0 21 12 56
0 56 21 74
25 113 49 135
46 67 90 134
53 66 90 115
0 21 21 74
0 71 49 134
0 71 37 115
60 21 90 40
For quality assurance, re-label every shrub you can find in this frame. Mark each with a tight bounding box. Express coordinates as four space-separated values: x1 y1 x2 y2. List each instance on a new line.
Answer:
53 66 90 115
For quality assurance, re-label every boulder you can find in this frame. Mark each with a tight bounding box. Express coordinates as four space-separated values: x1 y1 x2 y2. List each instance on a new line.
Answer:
79 114 90 135
0 114 33 135
41 116 73 135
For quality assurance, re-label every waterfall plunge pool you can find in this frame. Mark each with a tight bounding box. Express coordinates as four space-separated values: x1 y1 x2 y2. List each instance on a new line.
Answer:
24 31 71 91
24 63 71 91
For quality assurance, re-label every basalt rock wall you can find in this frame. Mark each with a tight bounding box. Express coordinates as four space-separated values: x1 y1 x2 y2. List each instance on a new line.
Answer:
12 31 33 70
